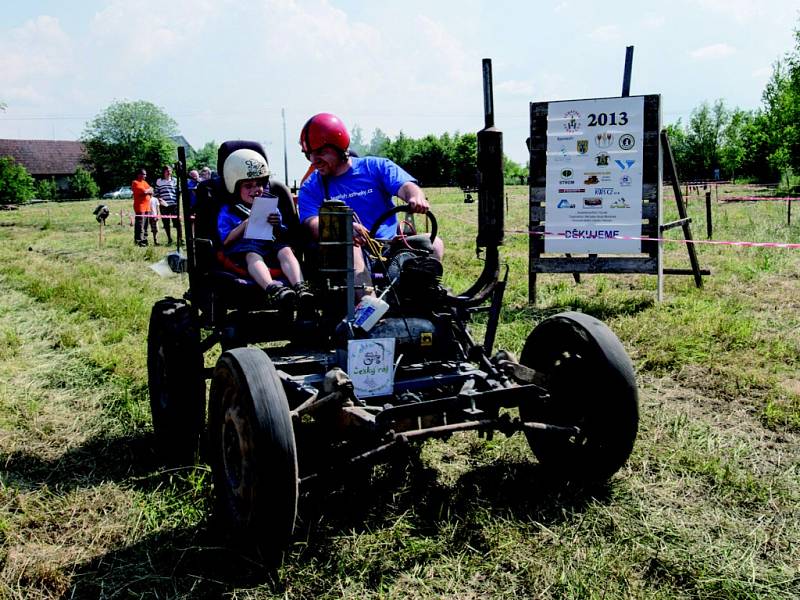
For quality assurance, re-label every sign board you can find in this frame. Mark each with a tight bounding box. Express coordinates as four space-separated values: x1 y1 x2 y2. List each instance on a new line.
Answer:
347 338 395 398
528 94 662 303
544 96 645 254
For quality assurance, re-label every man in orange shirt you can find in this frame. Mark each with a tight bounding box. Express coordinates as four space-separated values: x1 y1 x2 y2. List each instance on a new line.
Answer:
131 168 155 246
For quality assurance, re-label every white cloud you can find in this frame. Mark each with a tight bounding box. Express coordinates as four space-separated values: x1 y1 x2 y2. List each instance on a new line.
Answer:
0 16 72 82
588 25 621 42
642 14 665 28
751 66 772 78
497 80 535 96
694 0 763 23
690 43 736 60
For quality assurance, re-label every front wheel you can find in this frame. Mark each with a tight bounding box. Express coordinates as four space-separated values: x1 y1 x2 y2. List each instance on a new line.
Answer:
209 347 298 561
519 311 639 484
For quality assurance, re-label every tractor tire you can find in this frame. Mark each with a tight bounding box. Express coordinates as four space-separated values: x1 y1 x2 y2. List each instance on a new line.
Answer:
147 297 206 465
209 347 298 562
519 311 638 485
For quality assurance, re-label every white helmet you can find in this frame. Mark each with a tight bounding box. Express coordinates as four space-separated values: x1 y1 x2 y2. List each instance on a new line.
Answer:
222 148 270 195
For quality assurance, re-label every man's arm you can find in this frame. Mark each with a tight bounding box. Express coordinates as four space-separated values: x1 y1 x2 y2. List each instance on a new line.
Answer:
397 181 430 213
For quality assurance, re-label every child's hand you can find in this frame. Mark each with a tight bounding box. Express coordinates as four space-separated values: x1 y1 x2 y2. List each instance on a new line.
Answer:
267 212 281 225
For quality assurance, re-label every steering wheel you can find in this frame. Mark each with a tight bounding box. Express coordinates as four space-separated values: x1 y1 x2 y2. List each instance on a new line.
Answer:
368 205 438 244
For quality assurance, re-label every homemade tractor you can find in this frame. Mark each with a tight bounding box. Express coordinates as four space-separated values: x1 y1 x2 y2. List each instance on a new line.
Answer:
147 68 639 560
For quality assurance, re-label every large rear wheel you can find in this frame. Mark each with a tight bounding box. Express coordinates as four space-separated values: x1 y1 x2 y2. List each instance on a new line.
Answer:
519 311 638 484
147 297 206 465
209 347 298 561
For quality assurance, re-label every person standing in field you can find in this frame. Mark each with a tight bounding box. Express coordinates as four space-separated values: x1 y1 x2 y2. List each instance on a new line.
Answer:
154 166 178 245
131 168 155 247
187 169 200 209
148 193 161 244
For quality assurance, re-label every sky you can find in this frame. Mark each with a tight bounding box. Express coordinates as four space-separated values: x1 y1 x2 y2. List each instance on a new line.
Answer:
1 0 798 185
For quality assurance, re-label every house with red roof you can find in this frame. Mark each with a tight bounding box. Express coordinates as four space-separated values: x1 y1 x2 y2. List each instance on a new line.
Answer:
0 139 87 192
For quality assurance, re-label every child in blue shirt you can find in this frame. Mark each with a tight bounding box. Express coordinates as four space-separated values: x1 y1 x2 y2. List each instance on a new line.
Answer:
218 148 312 310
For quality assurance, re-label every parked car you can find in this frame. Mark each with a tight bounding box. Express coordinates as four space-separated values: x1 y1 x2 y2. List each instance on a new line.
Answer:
102 186 133 199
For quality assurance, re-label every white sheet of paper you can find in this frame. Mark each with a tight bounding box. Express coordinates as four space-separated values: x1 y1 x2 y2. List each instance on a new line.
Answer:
347 338 395 398
244 194 279 240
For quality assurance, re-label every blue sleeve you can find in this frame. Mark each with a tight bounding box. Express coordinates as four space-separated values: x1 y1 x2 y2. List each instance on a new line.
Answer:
217 205 240 242
298 174 324 224
376 157 415 196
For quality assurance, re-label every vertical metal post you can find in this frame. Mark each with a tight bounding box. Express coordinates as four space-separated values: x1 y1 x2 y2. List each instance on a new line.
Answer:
177 146 195 287
705 191 713 239
622 46 634 97
482 58 494 129
477 58 504 248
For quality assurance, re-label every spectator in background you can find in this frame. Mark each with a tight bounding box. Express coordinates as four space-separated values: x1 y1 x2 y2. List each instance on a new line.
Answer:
187 169 200 208
131 168 154 246
199 166 212 181
148 193 161 245
154 165 178 245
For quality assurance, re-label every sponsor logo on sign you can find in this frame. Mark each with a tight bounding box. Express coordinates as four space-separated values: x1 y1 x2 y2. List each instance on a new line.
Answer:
584 175 599 185
555 136 574 141
577 139 589 154
561 168 573 178
610 198 631 208
563 110 581 133
619 134 635 150
583 197 602 207
557 199 575 208
619 174 632 186
594 187 617 196
596 152 610 167
595 132 614 148
559 178 575 185
615 159 636 170
558 188 585 193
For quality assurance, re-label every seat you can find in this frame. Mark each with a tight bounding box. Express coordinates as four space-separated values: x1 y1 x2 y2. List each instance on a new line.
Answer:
189 141 302 318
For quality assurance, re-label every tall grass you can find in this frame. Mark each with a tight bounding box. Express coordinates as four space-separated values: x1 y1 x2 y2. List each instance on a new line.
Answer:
0 190 797 598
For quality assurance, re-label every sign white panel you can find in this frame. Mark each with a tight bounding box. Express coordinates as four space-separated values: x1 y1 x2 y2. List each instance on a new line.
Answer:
347 338 395 398
544 96 644 253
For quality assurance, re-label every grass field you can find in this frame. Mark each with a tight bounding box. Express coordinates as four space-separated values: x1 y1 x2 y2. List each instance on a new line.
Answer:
0 186 798 598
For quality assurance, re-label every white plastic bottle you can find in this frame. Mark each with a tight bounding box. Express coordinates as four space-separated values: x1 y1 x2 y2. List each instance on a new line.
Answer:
352 295 389 332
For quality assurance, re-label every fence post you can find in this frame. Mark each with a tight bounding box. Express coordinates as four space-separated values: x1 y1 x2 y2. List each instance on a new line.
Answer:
705 191 713 239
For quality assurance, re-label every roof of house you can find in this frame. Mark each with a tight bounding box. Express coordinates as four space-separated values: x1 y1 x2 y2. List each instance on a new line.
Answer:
0 139 87 176
171 135 194 154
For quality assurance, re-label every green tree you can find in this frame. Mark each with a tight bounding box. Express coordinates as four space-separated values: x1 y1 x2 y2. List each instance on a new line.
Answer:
664 120 689 179
349 125 369 157
81 100 178 192
451 133 477 187
367 128 390 156
188 140 217 172
719 108 753 182
503 155 528 185
69 167 99 199
762 59 799 187
0 157 36 205
684 100 729 179
35 177 59 201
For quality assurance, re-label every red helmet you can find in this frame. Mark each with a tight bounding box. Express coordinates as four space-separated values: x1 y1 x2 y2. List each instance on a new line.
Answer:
299 113 350 156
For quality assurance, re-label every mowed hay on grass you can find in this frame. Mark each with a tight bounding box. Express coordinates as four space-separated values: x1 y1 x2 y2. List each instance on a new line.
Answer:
0 189 798 598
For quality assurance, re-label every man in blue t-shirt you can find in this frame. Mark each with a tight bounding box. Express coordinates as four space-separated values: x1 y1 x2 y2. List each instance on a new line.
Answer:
298 113 444 293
